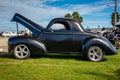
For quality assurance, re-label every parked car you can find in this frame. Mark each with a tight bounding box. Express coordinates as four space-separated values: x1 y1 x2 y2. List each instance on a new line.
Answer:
2 31 17 37
102 30 115 43
8 13 118 62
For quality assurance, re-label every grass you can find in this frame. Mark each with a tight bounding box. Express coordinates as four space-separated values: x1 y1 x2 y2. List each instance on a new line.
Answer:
0 51 120 80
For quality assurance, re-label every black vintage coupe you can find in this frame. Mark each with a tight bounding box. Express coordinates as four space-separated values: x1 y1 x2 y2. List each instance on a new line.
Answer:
8 13 117 61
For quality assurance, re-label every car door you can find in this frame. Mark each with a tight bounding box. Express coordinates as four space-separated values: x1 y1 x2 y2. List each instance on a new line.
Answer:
40 22 73 52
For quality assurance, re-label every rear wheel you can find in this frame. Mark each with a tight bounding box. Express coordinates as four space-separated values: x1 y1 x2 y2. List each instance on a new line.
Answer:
87 46 104 62
14 44 31 59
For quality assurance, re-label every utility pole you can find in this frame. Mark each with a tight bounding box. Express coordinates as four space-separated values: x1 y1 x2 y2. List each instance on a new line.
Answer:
114 0 117 26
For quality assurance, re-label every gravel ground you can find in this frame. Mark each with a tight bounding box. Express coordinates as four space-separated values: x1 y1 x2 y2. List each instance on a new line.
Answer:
0 37 8 55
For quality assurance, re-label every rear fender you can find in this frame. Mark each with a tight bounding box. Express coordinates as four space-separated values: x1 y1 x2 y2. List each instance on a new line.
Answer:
81 38 107 55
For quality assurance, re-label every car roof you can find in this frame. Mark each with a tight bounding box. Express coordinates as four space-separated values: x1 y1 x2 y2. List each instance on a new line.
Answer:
51 18 78 22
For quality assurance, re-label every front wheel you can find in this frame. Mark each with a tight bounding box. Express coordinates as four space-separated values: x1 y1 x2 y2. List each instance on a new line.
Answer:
87 46 104 62
14 44 31 59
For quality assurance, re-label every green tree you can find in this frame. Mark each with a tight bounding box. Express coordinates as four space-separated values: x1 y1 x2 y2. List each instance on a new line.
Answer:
64 13 72 19
102 27 106 31
72 11 83 23
111 12 120 26
64 11 83 23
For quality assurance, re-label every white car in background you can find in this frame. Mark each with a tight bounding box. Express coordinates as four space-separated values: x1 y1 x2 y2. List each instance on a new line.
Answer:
2 31 17 37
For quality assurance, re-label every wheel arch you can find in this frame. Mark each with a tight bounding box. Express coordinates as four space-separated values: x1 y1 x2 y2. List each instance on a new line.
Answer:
9 37 47 55
81 38 106 55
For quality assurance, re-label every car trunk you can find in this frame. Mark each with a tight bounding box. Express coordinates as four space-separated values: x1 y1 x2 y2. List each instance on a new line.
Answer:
11 13 44 37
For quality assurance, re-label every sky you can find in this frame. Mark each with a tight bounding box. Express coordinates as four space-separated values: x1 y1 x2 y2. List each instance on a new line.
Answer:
0 0 120 32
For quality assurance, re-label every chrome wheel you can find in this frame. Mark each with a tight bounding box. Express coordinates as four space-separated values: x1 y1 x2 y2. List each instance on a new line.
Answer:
14 44 30 59
88 46 104 62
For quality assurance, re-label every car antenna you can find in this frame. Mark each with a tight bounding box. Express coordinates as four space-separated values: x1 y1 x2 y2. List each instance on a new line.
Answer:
16 22 19 36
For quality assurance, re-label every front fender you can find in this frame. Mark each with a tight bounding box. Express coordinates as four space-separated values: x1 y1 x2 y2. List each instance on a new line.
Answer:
8 36 47 55
82 37 117 55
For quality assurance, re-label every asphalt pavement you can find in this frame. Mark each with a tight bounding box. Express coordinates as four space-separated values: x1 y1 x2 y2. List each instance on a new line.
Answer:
0 37 8 55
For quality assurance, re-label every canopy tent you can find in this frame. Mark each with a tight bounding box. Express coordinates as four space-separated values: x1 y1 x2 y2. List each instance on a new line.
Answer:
115 22 120 27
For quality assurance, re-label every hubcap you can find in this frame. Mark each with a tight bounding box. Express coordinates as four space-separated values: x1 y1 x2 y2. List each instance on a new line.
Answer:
14 44 30 59
88 46 103 61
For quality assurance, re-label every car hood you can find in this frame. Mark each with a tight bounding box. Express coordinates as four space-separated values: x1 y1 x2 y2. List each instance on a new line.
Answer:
11 13 44 37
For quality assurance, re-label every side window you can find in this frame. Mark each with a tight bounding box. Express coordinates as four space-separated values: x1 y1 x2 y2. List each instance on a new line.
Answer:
50 22 70 32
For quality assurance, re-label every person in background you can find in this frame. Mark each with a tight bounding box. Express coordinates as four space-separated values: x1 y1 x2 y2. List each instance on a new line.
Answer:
113 27 120 49
0 33 1 37
0 32 4 37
